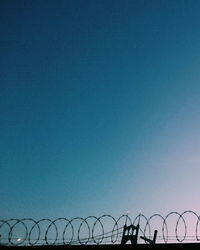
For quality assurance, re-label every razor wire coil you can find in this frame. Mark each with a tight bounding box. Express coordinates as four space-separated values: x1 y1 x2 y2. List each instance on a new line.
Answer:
1 211 200 246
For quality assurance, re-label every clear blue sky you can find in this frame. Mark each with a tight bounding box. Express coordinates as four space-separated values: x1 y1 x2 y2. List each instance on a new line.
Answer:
1 0 200 219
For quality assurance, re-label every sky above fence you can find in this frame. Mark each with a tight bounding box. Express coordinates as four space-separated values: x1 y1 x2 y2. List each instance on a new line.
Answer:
1 0 200 219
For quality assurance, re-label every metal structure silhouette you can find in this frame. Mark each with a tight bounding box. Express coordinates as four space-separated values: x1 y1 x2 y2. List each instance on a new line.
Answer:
140 230 157 244
121 224 139 245
1 211 200 246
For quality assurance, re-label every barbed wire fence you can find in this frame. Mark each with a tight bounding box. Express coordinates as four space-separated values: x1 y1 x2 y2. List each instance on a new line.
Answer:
1 211 200 246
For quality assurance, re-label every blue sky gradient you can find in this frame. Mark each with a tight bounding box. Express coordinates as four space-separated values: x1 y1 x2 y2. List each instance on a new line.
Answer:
1 0 200 219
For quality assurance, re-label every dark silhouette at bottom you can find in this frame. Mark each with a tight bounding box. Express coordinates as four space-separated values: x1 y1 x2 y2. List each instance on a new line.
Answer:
121 224 139 245
140 230 158 244
121 224 157 245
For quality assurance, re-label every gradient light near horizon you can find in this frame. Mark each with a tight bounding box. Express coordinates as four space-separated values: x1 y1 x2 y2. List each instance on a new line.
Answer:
1 0 200 220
